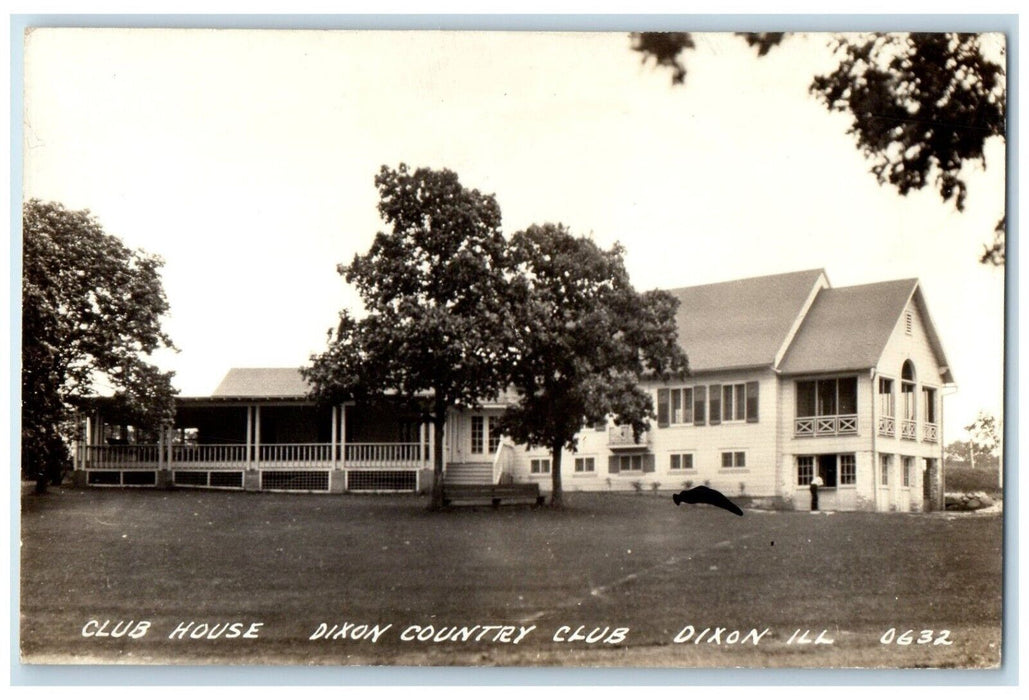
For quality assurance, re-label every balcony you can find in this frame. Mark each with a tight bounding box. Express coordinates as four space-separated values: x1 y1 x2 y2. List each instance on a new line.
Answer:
794 414 858 437
922 422 939 443
878 415 896 437
900 420 917 441
608 425 650 449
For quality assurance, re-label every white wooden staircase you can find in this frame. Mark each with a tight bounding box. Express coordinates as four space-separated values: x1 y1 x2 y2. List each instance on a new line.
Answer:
443 462 494 485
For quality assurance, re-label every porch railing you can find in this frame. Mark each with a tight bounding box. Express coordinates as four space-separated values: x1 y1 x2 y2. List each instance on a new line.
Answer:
170 444 247 466
82 445 163 467
922 422 939 443
492 440 515 484
82 442 426 470
794 414 858 437
345 442 424 467
258 443 333 466
878 415 896 437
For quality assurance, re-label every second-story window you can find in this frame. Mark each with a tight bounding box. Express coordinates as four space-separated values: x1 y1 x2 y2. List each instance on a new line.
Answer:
795 377 858 436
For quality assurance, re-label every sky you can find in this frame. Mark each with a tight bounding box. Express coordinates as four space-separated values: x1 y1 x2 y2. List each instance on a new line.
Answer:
21 29 1007 443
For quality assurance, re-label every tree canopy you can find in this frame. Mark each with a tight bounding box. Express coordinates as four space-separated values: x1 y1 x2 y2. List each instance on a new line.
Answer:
495 223 688 507
631 31 1007 263
303 164 517 510
22 200 177 489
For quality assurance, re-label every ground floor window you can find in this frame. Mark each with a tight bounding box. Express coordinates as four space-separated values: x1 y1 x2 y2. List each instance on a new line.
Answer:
574 456 595 473
880 454 892 486
840 454 856 485
618 454 644 472
797 456 814 485
902 456 914 487
721 451 746 469
530 458 551 474
669 453 694 471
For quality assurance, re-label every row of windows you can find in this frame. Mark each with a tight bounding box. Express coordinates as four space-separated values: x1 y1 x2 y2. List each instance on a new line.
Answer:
796 454 929 488
797 454 857 486
796 378 858 418
878 377 937 423
879 454 917 487
656 382 759 428
529 451 746 475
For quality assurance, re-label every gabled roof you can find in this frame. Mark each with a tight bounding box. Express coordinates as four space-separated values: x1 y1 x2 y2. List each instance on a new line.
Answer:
777 278 952 381
212 367 310 398
664 269 826 372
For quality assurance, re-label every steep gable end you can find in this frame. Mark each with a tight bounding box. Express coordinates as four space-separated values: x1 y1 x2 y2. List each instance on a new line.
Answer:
878 286 955 385
778 279 920 375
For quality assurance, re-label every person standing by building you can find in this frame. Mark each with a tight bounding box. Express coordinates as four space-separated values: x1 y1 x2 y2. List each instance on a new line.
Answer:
810 473 824 511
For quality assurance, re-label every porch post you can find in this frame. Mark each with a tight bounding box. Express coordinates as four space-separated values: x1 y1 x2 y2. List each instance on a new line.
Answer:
419 422 427 465
428 416 436 469
254 405 262 469
84 416 92 465
331 405 338 469
340 404 347 467
245 405 253 469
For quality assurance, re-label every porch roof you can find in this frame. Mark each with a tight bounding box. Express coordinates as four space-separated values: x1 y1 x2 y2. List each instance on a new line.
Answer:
211 367 311 399
664 268 825 372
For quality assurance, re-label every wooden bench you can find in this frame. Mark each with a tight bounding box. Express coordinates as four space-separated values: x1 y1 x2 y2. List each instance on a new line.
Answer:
442 483 545 507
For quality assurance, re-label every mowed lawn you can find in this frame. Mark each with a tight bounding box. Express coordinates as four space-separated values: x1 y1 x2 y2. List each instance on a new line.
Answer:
20 487 1002 668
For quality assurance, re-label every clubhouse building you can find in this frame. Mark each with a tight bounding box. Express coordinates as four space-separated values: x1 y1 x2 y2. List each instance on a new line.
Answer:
73 269 952 512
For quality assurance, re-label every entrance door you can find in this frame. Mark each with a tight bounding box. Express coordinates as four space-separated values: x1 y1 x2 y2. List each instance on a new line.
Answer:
816 454 838 509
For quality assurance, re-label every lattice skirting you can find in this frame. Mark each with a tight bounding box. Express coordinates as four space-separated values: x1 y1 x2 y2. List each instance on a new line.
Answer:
86 470 157 487
259 470 331 492
346 470 418 492
173 470 245 489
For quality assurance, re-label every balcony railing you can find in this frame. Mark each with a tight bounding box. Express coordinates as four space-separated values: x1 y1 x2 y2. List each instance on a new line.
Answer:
878 415 896 437
608 425 649 448
900 420 917 441
794 414 858 437
922 422 939 443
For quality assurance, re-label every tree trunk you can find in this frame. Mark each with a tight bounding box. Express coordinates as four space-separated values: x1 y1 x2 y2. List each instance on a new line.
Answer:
550 440 564 508
429 398 447 511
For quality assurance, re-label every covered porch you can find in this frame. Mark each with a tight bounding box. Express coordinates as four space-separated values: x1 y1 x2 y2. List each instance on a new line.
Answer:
76 397 434 493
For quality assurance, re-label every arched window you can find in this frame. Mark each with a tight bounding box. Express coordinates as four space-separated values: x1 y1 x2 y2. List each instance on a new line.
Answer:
901 360 916 382
900 360 917 431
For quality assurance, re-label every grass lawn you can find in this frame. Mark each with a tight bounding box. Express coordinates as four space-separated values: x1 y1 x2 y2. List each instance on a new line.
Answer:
20 487 1003 668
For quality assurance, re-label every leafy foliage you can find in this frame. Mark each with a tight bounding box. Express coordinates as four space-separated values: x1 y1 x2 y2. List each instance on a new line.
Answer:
965 410 1002 456
303 165 516 509
810 33 1005 212
630 31 1007 262
22 200 176 487
494 224 688 506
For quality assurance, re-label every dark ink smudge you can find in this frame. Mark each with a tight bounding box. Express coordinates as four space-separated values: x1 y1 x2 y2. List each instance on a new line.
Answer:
672 486 744 516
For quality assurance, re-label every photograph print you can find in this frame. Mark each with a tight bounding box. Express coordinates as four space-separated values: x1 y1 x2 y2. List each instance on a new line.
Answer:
18 27 1007 669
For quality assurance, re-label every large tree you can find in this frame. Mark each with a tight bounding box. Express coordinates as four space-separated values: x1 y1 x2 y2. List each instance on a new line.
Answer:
22 200 176 491
631 31 1007 263
495 224 688 507
303 164 517 510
